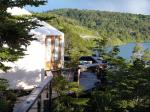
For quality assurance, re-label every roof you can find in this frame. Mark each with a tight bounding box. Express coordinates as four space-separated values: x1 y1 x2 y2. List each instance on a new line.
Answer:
79 56 97 63
7 7 31 15
7 7 64 36
29 19 64 36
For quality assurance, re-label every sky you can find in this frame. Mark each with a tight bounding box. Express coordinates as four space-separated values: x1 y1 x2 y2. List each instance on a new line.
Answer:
26 0 150 15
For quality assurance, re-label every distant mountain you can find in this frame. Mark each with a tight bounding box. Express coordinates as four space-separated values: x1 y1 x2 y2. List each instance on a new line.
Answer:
48 9 150 44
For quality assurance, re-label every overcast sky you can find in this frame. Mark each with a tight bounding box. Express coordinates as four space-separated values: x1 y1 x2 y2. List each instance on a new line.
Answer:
26 0 150 15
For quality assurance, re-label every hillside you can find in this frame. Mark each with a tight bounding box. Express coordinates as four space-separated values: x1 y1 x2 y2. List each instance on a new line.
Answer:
34 13 97 56
49 9 150 44
35 13 98 38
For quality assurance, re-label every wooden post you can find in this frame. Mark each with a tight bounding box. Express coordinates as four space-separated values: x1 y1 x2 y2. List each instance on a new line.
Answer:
97 65 103 80
41 69 45 82
48 82 52 112
46 86 49 98
44 86 49 112
59 69 62 76
37 95 42 112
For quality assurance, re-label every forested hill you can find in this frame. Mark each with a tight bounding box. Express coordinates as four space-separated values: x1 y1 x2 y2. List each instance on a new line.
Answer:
49 9 150 43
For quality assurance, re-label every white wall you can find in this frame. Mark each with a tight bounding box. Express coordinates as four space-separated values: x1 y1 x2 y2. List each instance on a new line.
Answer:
0 37 46 90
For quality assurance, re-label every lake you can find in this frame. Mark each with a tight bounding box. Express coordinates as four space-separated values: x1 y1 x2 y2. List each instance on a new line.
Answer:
118 43 150 59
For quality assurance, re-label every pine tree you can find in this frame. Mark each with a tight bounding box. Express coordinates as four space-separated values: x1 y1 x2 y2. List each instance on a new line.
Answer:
0 1 47 111
0 0 47 71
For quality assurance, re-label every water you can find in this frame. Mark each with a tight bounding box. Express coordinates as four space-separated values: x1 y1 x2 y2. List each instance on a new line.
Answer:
118 43 150 59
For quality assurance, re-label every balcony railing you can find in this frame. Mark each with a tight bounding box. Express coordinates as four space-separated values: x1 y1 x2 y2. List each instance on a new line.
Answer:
13 68 77 112
14 63 105 112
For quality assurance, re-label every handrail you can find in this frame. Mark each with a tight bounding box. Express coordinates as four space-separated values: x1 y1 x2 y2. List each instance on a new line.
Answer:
13 72 53 112
13 64 105 112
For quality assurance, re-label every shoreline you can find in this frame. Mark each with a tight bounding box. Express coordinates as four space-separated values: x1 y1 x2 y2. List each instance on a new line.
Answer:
110 40 150 46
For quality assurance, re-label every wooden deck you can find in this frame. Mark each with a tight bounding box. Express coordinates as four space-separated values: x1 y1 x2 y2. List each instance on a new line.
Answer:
14 71 99 111
79 71 100 91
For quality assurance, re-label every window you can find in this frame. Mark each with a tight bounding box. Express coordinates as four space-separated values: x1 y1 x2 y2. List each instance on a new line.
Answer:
46 38 51 62
54 37 59 61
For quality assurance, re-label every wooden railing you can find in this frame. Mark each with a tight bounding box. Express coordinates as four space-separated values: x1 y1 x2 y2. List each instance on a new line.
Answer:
13 73 53 112
13 63 106 112
13 68 77 112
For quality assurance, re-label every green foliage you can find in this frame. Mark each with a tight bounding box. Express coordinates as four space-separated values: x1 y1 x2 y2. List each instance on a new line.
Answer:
0 0 46 7
0 90 17 112
132 59 145 70
82 41 150 112
92 37 108 57
133 43 143 53
132 43 144 60
45 9 150 111
0 0 46 71
109 46 120 57
0 79 17 112
88 52 150 112
49 9 150 45
142 48 150 61
0 78 9 91
52 76 88 112
0 97 8 112
89 90 114 112
0 1 46 111
35 13 95 66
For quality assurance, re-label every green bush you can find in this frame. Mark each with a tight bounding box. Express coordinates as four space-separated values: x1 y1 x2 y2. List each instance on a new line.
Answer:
0 79 17 112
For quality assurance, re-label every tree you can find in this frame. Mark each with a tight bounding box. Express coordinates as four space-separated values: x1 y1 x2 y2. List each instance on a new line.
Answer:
132 43 143 60
88 56 150 112
0 78 16 112
0 1 47 111
0 0 47 71
93 37 108 57
133 43 143 53
52 76 88 112
50 9 150 45
142 48 150 61
60 24 91 67
109 46 120 57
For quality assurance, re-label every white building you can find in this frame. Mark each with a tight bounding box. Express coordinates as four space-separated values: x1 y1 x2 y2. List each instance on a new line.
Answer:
0 7 64 90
